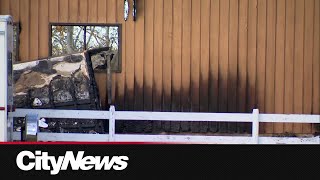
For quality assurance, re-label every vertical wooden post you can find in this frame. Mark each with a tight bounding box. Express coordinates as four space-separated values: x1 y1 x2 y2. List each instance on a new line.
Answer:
252 109 260 144
109 106 116 142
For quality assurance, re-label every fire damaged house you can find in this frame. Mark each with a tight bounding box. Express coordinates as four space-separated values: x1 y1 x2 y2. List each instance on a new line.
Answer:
0 0 319 137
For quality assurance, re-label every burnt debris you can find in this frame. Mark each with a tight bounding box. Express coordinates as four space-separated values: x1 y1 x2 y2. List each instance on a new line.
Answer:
13 51 105 134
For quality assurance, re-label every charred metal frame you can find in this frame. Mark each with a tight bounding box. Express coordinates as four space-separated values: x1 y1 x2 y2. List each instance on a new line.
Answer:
13 22 20 63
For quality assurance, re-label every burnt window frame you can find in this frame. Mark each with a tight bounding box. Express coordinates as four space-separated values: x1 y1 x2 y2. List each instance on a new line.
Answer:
48 23 122 73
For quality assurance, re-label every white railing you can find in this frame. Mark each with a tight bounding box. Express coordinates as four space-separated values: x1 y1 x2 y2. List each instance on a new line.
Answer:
8 106 320 144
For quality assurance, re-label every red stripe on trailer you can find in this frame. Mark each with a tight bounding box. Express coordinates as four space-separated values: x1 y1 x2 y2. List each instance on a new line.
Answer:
0 142 179 145
0 107 5 111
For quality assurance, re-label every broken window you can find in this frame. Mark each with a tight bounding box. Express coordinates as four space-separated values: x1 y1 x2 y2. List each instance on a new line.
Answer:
51 25 85 56
50 24 119 57
50 24 121 72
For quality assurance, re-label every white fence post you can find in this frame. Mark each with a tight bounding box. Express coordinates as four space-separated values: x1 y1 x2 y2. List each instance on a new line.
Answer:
109 106 116 142
252 109 260 144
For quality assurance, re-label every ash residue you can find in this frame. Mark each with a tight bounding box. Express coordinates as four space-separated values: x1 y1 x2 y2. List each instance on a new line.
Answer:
13 52 104 134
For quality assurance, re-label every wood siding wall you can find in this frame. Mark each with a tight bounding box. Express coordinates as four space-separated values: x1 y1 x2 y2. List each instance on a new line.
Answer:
1 0 319 134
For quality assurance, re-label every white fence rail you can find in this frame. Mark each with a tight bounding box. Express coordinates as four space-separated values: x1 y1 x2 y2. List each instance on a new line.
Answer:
9 106 320 144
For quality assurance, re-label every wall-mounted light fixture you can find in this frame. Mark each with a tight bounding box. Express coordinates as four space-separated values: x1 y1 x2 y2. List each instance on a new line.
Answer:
124 0 129 21
124 0 137 22
133 0 137 21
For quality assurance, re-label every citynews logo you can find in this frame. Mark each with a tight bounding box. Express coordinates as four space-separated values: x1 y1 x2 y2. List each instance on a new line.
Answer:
16 151 129 175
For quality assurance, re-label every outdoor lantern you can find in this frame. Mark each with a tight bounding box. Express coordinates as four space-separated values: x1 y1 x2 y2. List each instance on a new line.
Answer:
124 0 137 21
133 0 137 21
124 0 129 21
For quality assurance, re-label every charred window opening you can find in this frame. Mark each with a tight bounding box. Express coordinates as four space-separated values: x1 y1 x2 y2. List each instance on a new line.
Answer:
49 23 121 72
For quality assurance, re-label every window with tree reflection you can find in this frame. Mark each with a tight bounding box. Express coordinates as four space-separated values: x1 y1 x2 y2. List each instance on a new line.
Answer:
50 25 119 57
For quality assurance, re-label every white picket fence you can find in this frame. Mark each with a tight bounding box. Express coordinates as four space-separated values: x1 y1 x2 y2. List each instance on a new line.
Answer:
8 106 320 144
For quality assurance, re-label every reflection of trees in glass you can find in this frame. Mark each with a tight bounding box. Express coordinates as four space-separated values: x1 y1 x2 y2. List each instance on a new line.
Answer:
52 26 84 56
86 26 119 51
51 25 119 57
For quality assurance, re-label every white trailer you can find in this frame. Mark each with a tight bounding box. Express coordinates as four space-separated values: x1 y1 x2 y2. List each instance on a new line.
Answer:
0 15 14 142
